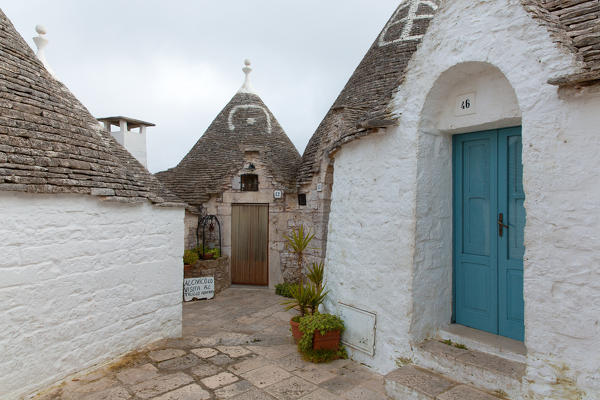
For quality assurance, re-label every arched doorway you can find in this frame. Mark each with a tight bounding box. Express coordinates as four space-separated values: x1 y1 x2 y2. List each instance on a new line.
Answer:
412 62 525 341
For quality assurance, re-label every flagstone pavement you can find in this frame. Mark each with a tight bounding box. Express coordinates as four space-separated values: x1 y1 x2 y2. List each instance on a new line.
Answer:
35 287 391 400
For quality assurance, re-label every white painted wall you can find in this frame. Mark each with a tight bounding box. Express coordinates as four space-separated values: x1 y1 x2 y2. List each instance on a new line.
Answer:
325 0 600 398
0 192 185 399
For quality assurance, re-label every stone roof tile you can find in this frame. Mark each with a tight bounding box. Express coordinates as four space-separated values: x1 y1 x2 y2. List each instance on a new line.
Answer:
155 92 301 208
0 9 184 207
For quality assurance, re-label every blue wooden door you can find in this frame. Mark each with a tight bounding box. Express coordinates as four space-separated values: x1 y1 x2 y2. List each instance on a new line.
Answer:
453 127 525 341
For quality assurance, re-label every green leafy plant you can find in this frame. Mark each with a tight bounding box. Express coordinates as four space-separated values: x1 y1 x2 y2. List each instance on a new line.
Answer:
284 225 315 282
204 247 220 258
298 313 346 362
307 262 325 291
183 249 199 265
275 282 298 298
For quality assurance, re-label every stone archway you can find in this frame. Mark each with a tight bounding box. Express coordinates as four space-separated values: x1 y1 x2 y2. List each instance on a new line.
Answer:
410 62 522 341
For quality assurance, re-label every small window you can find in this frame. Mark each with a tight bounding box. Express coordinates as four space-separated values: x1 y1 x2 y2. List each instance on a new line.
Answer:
241 174 258 191
298 193 307 206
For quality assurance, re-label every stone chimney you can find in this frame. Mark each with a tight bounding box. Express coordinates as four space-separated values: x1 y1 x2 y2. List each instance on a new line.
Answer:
97 116 155 168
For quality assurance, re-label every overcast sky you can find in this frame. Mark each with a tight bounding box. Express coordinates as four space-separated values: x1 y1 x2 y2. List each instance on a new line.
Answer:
3 1 400 172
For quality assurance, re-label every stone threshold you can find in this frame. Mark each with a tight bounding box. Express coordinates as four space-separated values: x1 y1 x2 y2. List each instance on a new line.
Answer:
437 324 526 363
385 365 504 399
411 339 526 399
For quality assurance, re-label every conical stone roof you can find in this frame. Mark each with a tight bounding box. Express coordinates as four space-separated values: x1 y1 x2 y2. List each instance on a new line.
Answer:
156 74 301 208
0 9 183 206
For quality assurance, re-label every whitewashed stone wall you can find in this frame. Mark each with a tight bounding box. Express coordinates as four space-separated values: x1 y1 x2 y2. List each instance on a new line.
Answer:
325 0 600 398
0 192 185 399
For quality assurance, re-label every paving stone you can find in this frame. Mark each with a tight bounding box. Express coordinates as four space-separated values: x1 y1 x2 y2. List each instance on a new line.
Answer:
158 354 201 370
437 385 501 400
246 344 297 360
131 373 194 399
298 388 343 400
385 366 456 398
274 352 306 372
190 363 222 378
81 387 131 400
340 385 389 400
148 349 187 363
201 372 240 389
151 384 210 400
230 387 277 400
319 375 361 396
215 332 254 345
242 365 292 388
209 353 236 366
116 364 159 385
229 357 272 375
293 364 338 384
217 345 253 358
214 380 254 399
191 348 219 359
61 377 120 398
265 376 318 400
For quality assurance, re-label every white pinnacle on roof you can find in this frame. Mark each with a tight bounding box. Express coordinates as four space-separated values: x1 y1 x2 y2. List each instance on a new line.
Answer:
237 59 256 94
33 24 55 77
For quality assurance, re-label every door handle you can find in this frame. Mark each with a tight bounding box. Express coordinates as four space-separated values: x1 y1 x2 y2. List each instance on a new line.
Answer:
498 213 509 237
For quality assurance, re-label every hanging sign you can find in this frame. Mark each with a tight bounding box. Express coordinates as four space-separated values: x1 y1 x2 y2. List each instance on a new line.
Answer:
184 277 215 301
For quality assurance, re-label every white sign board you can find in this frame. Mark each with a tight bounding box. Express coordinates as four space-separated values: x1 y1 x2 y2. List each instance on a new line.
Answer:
184 277 215 301
455 92 477 116
338 302 377 356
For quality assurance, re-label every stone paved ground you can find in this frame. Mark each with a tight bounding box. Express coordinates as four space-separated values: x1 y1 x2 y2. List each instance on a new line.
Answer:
35 288 390 400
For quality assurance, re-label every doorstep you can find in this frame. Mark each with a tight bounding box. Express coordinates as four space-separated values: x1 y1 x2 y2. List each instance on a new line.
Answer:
385 365 504 399
438 324 526 363
412 339 525 399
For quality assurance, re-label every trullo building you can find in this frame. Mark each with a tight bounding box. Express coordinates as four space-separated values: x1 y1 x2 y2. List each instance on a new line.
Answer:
0 9 186 399
156 61 302 287
302 1 600 399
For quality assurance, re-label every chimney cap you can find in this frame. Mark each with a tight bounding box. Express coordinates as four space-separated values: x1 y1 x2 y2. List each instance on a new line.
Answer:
97 116 156 129
35 24 47 35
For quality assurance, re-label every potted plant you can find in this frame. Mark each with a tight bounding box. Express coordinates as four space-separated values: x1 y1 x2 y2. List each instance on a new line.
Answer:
282 225 315 339
298 313 345 352
183 249 199 268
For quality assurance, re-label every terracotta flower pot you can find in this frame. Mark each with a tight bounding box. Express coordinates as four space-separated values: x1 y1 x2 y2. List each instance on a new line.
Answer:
313 330 341 350
202 254 214 260
290 319 302 343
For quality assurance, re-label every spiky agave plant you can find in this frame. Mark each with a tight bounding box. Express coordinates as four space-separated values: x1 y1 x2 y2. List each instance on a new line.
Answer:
283 224 315 283
306 261 325 292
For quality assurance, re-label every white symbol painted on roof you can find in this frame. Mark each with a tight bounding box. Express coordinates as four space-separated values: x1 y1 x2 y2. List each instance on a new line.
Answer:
378 0 438 47
228 104 272 134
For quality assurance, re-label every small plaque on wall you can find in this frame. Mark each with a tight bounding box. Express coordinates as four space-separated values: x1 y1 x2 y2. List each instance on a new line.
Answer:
338 302 377 356
184 277 215 301
455 92 477 116
273 189 283 199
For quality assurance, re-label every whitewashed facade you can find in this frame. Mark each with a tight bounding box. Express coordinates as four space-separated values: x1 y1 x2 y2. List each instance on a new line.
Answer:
320 0 600 398
0 193 184 399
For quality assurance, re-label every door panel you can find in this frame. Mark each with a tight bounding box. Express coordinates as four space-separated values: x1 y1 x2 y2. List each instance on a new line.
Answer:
231 204 269 286
454 127 524 341
454 131 498 335
498 128 525 341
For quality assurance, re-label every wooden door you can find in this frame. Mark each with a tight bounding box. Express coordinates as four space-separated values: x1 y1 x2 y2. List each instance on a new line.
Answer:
453 127 525 341
231 204 269 285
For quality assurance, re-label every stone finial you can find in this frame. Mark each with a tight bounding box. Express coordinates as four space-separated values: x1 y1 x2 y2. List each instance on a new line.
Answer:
238 59 256 94
33 24 55 77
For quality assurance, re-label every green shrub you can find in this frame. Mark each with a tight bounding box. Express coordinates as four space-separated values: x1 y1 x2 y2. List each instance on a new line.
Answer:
275 282 297 298
298 313 345 354
183 249 199 265
204 247 220 258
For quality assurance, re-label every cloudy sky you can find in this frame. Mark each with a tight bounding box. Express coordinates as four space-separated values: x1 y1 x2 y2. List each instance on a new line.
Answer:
3 1 400 172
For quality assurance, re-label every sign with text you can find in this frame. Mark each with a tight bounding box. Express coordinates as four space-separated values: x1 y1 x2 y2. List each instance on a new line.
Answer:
184 277 215 301
455 92 477 116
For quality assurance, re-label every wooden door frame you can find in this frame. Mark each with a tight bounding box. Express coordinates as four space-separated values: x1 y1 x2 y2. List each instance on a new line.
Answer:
231 203 269 286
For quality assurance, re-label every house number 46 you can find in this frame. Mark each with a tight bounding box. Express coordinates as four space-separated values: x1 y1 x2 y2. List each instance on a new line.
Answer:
455 92 476 116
